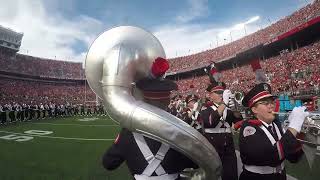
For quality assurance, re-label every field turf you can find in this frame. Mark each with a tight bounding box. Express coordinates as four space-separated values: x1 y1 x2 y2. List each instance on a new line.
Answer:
0 115 319 180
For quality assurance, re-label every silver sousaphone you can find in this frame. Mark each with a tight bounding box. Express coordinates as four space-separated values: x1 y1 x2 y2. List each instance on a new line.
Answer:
281 111 320 168
85 26 222 180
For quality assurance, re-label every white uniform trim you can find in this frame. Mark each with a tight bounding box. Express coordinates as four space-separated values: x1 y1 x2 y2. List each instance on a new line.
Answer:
204 128 231 133
259 122 283 160
134 174 179 180
273 123 284 160
243 121 286 174
204 105 231 134
191 111 202 130
260 125 276 145
244 162 285 174
133 132 178 180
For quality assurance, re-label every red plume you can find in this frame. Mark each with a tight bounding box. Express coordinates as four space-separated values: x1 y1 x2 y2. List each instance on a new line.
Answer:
151 57 169 77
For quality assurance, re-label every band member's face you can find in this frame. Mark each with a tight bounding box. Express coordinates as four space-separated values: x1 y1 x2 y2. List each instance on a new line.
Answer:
187 100 194 109
251 97 276 123
208 91 222 103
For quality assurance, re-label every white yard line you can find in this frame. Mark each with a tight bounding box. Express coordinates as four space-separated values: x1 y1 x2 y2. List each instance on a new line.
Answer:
287 174 298 180
31 122 119 127
99 111 120 125
0 130 115 141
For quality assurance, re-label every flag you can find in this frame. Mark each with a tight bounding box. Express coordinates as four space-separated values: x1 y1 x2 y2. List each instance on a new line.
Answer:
250 59 262 72
209 62 221 82
250 59 267 83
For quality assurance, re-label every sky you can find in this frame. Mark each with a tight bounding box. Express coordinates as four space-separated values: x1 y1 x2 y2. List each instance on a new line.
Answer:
0 0 314 63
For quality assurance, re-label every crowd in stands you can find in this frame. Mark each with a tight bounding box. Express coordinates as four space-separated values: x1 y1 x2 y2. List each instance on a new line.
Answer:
3 0 317 78
263 41 320 94
0 0 319 111
0 53 84 80
0 78 96 105
169 0 320 72
2 39 318 108
175 40 320 98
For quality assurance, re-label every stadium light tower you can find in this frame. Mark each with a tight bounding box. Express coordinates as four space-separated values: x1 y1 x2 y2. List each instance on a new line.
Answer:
243 24 247 36
216 35 219 46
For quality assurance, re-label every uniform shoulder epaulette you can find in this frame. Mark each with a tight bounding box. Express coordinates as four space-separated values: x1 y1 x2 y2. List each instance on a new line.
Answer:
247 119 262 126
234 120 244 130
206 101 213 107
234 119 262 130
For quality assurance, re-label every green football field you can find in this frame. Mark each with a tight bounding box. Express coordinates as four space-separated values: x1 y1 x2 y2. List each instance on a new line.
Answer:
0 115 131 180
0 115 319 180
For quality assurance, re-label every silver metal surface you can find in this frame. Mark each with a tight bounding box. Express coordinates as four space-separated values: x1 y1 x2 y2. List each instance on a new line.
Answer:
85 26 221 180
281 112 320 145
230 91 244 112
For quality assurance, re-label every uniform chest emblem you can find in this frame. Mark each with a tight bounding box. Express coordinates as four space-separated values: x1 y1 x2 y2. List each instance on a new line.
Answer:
243 126 256 137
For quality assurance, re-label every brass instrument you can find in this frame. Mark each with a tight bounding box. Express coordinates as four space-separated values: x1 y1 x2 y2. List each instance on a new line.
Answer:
277 111 320 168
230 91 244 112
277 112 320 140
228 91 254 120
85 26 221 180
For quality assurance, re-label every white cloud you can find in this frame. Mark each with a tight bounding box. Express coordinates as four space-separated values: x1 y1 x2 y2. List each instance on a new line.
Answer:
297 0 314 6
175 0 209 23
245 16 260 24
0 0 104 63
154 16 264 58
0 0 308 63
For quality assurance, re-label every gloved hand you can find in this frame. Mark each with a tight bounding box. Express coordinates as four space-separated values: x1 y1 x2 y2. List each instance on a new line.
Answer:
288 106 309 133
227 94 235 109
222 89 233 106
192 102 198 112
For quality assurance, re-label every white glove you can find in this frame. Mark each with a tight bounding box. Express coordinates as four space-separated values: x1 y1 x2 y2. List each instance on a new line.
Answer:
288 106 309 132
222 90 232 106
192 102 198 112
227 95 235 109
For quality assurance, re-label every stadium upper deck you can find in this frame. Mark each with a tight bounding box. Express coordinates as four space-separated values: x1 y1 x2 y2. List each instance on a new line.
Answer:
0 1 318 82
168 0 320 73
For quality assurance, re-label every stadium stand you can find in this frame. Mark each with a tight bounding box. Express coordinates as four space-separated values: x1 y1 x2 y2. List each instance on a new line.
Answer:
169 0 320 72
173 40 320 98
0 78 96 105
0 53 84 79
168 0 320 100
0 0 319 110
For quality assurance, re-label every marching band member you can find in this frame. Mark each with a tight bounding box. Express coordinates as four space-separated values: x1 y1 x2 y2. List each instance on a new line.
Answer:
167 98 178 116
0 104 6 124
102 56 198 180
200 81 242 180
238 83 308 180
183 94 202 130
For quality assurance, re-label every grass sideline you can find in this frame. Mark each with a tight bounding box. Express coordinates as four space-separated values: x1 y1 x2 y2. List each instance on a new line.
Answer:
0 115 319 180
0 116 132 180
